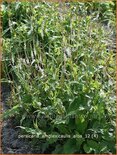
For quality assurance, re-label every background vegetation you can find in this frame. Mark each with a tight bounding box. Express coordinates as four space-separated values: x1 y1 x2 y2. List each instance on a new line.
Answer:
2 1 116 153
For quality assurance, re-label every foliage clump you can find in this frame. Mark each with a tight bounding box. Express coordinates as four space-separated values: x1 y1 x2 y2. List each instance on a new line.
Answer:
2 1 116 154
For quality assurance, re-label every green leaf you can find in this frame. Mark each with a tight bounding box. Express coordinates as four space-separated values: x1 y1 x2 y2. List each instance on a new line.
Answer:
63 139 77 153
76 136 85 151
52 144 63 154
47 132 59 144
3 105 21 119
18 126 46 137
68 97 80 112
22 94 32 103
83 144 92 153
87 140 98 149
75 115 87 134
20 112 27 125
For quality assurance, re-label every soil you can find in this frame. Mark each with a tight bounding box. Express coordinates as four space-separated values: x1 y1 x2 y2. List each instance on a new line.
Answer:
1 83 42 154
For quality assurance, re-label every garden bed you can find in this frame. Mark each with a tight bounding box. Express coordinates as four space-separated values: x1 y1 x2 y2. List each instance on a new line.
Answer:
1 1 116 154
